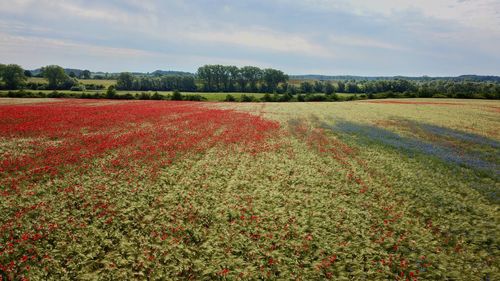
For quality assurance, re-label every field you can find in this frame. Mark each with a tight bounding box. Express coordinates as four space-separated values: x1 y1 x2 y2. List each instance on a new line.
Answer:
27 78 117 88
0 98 498 280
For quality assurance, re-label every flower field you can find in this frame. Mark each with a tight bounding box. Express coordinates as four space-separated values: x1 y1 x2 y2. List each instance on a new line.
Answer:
1 98 499 280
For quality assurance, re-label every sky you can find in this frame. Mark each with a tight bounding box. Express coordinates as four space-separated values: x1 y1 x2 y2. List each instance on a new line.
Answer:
0 0 499 76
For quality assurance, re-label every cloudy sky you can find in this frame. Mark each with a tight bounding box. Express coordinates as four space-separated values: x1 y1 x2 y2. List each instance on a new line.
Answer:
1 0 499 75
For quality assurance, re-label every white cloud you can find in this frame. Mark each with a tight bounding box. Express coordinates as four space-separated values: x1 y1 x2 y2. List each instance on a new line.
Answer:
328 34 408 51
186 28 335 58
0 31 270 71
0 32 157 58
291 0 500 32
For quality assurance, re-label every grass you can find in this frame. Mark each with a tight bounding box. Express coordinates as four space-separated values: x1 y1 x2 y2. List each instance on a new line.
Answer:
0 98 498 280
27 77 117 87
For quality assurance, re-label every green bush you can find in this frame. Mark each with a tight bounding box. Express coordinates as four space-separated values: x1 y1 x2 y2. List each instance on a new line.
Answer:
224 94 236 102
171 90 183 101
184 94 207 101
240 94 256 102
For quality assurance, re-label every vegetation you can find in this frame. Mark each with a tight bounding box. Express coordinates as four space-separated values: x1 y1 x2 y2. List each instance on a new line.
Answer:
1 64 499 100
40 65 76 90
0 64 27 90
0 99 498 279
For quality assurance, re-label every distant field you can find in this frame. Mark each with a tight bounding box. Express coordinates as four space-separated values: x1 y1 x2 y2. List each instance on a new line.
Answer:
27 77 117 87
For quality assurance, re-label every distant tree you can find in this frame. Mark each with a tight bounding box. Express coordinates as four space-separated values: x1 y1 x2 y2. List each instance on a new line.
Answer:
240 66 262 92
41 65 69 89
337 81 345 92
69 71 76 78
1 64 27 89
287 85 298 95
225 65 240 91
324 82 335 95
81 70 91 79
24 70 32 78
197 65 215 91
106 85 116 98
262 68 288 93
345 82 359 93
300 82 313 93
313 81 324 93
116 72 134 90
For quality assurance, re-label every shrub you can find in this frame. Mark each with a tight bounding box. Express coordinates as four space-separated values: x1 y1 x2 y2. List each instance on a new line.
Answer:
240 94 256 102
151 92 163 100
139 92 151 100
171 90 183 101
278 93 293 102
48 91 64 98
106 85 116 98
70 85 86 91
225 94 236 102
261 93 274 102
184 94 206 101
305 94 328 102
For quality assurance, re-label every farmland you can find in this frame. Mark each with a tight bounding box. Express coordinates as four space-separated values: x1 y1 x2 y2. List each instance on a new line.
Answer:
0 98 499 280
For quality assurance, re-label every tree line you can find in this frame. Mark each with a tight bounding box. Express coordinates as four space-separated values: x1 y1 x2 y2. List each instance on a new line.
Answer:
116 65 289 93
116 73 196 91
197 65 288 92
0 64 103 91
1 63 499 99
294 79 499 99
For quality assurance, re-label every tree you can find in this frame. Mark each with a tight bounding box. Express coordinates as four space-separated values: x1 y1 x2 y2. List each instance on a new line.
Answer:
41 65 69 89
313 81 324 93
300 82 313 93
69 71 76 78
81 70 91 79
225 66 240 91
106 85 116 98
116 72 134 90
197 65 215 91
24 70 32 78
324 82 335 95
240 66 262 92
262 68 288 93
345 82 359 93
337 81 345 93
0 64 27 89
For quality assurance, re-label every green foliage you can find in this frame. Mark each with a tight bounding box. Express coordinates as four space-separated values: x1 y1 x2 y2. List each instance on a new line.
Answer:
171 90 183 100
184 94 206 101
81 70 91 79
151 91 163 100
0 64 27 89
106 85 117 98
224 94 236 102
116 72 134 90
197 65 288 93
324 82 335 95
240 94 256 102
41 65 70 89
